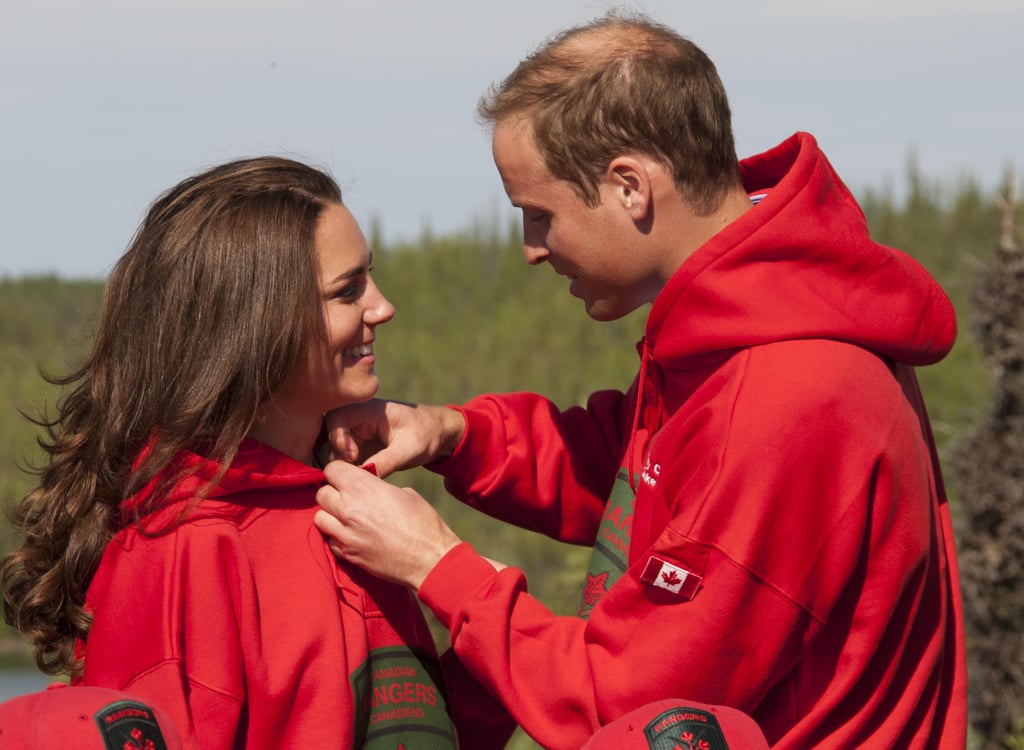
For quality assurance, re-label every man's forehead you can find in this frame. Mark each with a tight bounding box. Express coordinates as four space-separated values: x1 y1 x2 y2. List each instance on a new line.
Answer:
492 122 539 180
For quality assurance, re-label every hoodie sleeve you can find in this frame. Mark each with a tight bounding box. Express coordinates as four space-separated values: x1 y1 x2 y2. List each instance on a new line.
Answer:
421 541 810 749
431 388 635 545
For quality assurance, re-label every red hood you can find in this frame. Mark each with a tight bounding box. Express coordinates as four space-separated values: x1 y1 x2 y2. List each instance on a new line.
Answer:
646 132 956 369
124 438 323 523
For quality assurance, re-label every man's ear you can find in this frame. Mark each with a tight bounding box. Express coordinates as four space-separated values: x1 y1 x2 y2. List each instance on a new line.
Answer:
606 156 653 221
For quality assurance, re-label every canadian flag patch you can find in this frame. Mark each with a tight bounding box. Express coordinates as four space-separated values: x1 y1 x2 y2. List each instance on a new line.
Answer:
640 556 702 600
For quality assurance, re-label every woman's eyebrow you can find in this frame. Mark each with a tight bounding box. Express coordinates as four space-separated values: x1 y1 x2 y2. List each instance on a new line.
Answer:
325 253 373 286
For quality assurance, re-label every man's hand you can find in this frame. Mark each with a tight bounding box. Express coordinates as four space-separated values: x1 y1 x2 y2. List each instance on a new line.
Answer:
314 460 462 590
324 399 467 478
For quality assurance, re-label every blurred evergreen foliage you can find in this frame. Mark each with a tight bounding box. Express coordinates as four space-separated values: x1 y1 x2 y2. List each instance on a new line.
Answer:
0 277 104 554
947 177 1024 750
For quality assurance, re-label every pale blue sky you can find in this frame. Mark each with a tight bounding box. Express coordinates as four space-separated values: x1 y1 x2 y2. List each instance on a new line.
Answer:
1 0 1020 278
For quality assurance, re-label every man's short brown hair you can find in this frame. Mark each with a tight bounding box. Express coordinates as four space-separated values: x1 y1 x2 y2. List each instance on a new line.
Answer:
478 11 742 215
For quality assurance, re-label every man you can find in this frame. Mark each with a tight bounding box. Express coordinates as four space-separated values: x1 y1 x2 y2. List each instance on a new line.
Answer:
314 11 967 749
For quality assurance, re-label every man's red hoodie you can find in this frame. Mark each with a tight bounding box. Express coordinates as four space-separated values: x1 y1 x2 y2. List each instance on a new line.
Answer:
418 132 967 749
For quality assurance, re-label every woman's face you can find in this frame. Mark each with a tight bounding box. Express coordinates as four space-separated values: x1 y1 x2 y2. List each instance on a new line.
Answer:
273 202 395 421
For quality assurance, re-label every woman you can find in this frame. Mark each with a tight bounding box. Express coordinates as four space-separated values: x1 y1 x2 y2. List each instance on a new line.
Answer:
1 157 506 749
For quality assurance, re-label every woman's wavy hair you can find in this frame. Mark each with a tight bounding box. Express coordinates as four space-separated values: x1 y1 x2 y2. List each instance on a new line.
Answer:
477 10 742 215
1 156 342 676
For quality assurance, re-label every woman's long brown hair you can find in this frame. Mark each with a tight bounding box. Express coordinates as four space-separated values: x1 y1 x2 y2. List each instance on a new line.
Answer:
1 156 342 676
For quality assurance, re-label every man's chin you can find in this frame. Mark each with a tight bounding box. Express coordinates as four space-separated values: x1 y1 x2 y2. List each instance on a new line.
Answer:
583 296 639 323
584 300 618 322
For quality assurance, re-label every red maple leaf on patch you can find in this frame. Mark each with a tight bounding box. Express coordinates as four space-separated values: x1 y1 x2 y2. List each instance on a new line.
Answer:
673 731 710 750
583 572 610 605
122 727 156 750
660 569 682 586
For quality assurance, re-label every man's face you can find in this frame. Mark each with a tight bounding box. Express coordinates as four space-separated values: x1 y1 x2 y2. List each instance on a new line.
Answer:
492 120 663 321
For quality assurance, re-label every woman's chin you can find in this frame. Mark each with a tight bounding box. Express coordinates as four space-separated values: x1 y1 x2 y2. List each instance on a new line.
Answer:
333 379 380 409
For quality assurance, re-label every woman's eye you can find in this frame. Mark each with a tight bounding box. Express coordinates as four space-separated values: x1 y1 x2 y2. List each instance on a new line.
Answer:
330 282 360 301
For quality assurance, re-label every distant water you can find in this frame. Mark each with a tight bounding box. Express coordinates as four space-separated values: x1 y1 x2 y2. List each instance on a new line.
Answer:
0 670 52 701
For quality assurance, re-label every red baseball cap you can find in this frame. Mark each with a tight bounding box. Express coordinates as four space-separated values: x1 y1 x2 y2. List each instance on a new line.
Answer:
0 683 184 749
582 699 769 750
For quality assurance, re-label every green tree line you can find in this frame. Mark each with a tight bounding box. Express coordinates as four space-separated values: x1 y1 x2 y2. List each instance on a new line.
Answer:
0 167 1015 747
